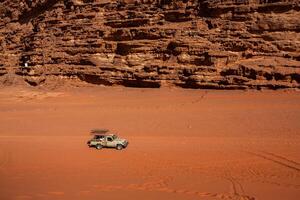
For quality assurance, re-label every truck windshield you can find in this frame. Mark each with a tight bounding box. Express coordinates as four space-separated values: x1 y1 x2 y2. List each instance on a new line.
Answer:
112 135 117 140
94 135 103 139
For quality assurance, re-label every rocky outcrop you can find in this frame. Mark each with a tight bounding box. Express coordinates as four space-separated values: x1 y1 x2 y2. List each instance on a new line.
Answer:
0 0 300 89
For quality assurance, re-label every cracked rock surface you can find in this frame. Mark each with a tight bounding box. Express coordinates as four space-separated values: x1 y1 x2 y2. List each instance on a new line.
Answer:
1 0 300 89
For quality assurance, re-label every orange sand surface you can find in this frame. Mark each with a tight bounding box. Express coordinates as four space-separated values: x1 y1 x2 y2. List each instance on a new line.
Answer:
0 86 299 200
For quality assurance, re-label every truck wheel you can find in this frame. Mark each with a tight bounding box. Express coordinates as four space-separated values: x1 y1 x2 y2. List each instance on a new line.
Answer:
96 144 102 150
116 144 123 150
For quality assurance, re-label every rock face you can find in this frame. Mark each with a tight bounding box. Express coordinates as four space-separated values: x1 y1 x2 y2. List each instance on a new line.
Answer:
0 0 300 89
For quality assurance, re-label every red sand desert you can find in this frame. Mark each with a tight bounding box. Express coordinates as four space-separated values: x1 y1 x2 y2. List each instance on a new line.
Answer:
0 86 300 200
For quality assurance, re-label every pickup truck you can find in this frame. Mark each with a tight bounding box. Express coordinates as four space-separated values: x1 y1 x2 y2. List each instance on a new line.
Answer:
87 130 128 150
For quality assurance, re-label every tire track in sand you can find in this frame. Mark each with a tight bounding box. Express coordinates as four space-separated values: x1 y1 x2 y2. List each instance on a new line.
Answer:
222 167 255 200
259 151 300 167
243 167 300 189
245 151 300 172
92 182 256 200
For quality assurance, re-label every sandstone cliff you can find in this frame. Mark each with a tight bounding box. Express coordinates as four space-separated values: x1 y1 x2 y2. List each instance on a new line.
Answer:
1 0 300 89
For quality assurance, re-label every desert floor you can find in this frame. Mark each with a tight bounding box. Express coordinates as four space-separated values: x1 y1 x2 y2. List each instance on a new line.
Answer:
0 86 299 200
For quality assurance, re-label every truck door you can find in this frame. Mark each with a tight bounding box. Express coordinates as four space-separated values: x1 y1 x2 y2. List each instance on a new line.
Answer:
106 136 115 147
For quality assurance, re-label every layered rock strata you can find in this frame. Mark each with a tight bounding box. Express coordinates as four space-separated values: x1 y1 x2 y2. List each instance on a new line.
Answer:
0 0 300 89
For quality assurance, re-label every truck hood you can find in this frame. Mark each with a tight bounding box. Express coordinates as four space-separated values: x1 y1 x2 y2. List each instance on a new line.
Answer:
115 138 127 144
